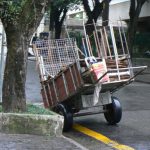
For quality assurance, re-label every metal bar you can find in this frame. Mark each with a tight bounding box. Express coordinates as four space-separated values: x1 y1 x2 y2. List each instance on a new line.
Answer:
93 20 102 58
74 109 107 117
107 54 129 58
93 31 100 57
120 23 134 78
87 35 93 56
120 21 130 55
83 20 90 57
118 23 125 55
109 25 120 80
108 66 147 72
103 27 112 59
111 66 147 93
100 29 107 58
118 21 134 79
82 38 88 57
79 104 104 110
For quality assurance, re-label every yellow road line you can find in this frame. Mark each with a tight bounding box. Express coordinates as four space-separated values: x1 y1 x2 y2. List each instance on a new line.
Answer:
73 124 135 150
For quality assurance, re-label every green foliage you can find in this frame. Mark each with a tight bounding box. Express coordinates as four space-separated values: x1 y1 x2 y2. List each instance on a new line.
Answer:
0 103 55 115
0 0 27 25
26 104 54 115
133 32 150 57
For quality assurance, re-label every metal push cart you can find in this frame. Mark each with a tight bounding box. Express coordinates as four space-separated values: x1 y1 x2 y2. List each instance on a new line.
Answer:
33 22 147 131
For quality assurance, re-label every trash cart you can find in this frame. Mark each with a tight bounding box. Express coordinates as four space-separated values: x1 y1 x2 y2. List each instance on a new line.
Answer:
33 23 147 131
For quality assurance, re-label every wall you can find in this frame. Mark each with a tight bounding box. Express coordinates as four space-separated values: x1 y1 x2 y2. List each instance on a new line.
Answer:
109 1 150 22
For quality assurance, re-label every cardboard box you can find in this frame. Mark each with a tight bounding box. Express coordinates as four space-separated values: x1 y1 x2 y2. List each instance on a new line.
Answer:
90 62 109 83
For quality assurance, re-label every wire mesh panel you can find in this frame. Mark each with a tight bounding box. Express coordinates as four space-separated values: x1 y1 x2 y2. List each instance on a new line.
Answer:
34 38 79 80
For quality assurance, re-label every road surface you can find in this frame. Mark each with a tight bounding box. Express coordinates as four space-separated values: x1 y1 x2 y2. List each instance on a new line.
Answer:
26 59 150 150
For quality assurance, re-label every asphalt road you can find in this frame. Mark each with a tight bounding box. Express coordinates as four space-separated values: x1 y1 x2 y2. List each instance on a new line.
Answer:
64 82 150 150
26 59 150 150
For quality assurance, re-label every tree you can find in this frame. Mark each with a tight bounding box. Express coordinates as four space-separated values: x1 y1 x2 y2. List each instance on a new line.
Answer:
102 0 110 26
82 0 111 35
127 0 148 57
49 0 80 39
0 0 51 112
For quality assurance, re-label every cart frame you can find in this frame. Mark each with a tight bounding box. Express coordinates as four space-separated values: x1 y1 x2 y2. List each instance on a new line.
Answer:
33 22 147 131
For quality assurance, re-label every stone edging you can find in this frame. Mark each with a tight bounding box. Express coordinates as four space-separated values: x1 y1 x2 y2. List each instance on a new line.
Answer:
0 113 64 136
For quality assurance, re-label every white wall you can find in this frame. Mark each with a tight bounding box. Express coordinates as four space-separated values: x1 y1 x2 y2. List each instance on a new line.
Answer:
109 1 150 22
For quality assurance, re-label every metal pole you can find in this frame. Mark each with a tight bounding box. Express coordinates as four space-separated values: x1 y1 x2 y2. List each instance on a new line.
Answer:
0 27 5 102
83 20 90 57
109 25 120 80
93 31 100 57
117 21 125 55
93 20 102 58
82 38 88 57
100 28 107 58
103 27 112 59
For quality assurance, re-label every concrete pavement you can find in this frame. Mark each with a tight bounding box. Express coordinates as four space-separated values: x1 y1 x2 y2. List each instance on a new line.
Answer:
0 133 87 150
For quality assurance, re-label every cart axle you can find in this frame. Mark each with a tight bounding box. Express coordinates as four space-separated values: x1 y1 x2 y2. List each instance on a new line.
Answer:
73 109 107 117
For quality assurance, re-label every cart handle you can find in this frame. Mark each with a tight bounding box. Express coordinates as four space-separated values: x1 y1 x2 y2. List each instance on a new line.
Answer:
111 66 147 93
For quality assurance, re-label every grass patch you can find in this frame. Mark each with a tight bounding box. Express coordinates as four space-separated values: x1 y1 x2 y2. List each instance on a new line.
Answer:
0 104 55 115
26 104 55 115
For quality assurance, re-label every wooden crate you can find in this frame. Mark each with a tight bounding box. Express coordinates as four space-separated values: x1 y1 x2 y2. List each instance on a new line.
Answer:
41 62 83 108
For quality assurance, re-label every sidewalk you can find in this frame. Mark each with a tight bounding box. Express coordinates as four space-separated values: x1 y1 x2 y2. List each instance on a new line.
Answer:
0 133 87 150
0 59 87 150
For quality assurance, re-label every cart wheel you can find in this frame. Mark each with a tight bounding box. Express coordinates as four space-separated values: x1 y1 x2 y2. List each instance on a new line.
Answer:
103 96 122 125
54 104 73 132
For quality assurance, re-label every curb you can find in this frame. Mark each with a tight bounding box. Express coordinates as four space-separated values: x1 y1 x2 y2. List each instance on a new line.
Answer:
0 113 64 136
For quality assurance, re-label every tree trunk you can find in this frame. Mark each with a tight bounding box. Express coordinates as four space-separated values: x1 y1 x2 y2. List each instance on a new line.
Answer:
2 24 28 112
127 0 147 58
50 6 68 39
55 22 62 39
102 0 110 26
83 0 103 36
1 0 48 112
